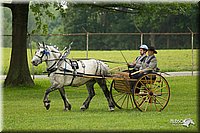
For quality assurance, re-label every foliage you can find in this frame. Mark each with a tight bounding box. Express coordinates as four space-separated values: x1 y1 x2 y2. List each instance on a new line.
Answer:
2 76 198 131
2 7 12 47
2 2 199 49
134 3 199 32
29 2 56 34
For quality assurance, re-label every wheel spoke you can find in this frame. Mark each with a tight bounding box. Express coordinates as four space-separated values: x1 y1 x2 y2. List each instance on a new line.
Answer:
153 85 167 92
138 96 148 108
150 75 153 88
116 93 126 103
144 97 150 111
126 94 129 109
155 95 169 102
153 97 164 108
139 80 149 91
153 96 159 111
121 94 128 107
113 92 125 97
129 95 134 109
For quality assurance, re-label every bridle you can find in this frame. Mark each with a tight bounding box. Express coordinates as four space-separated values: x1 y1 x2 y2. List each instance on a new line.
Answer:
35 47 62 62
34 46 62 73
35 48 49 62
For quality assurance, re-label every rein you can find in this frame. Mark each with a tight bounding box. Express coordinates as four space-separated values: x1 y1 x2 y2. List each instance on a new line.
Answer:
72 58 126 64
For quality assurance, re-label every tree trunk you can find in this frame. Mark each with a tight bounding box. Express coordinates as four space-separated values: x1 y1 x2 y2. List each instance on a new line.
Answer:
4 3 34 87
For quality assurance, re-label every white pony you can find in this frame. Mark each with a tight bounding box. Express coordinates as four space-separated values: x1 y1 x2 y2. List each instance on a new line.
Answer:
31 42 115 111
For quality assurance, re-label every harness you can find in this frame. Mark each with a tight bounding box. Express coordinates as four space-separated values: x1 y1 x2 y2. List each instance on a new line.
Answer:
35 49 50 62
57 59 86 86
46 61 58 76
35 48 62 76
69 60 78 86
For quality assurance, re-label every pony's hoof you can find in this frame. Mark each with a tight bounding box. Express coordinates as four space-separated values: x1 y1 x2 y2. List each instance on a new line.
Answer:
45 104 50 110
109 107 115 112
63 108 69 111
68 104 72 110
64 104 71 111
44 100 51 110
80 105 87 111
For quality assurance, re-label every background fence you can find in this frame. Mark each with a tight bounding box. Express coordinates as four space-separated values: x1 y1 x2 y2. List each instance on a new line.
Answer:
2 32 199 75
3 32 199 50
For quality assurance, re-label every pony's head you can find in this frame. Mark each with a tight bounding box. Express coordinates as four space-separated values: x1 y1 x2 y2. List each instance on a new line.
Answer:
31 42 60 66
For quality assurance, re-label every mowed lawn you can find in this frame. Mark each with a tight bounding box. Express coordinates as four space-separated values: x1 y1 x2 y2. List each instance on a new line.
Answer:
3 76 198 132
2 48 199 74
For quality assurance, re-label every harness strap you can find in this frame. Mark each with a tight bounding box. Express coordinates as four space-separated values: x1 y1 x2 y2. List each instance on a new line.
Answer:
62 59 79 86
46 53 62 76
95 60 99 75
79 60 85 73
47 61 57 71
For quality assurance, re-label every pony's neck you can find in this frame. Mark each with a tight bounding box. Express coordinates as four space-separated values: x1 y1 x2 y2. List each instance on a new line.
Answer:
45 52 61 70
46 60 57 70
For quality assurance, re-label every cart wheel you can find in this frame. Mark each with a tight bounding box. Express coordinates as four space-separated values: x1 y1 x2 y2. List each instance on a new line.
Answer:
133 73 170 112
110 80 135 109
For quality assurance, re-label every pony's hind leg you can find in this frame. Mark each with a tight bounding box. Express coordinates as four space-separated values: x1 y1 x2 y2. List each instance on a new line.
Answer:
58 87 71 111
80 80 96 111
96 79 115 111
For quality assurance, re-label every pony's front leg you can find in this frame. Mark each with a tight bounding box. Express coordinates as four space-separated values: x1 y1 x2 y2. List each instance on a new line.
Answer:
58 87 71 111
43 84 58 110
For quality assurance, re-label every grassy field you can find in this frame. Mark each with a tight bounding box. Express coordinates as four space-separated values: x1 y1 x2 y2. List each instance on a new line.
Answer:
1 48 199 75
2 76 198 132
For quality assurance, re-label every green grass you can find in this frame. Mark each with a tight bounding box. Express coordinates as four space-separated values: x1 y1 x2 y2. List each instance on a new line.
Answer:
2 48 199 75
2 76 198 132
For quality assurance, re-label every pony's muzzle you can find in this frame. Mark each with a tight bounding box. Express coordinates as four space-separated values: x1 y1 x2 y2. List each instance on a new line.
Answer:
31 60 39 66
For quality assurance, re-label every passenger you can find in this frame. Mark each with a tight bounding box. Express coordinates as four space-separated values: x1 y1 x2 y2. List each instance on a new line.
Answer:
128 44 148 73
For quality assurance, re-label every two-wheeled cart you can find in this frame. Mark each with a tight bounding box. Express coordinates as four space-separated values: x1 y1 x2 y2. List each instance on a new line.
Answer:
109 71 170 112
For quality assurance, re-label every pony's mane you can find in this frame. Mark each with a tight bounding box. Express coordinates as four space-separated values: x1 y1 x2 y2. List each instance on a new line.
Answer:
47 45 60 53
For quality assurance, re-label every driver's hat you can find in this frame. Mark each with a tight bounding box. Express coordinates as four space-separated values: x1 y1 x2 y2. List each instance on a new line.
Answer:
139 44 148 50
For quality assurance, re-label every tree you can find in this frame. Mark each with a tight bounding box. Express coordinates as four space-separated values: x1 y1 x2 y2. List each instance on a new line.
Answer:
3 2 34 87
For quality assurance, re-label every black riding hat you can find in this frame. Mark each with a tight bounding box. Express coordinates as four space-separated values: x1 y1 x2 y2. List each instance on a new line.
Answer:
148 46 157 54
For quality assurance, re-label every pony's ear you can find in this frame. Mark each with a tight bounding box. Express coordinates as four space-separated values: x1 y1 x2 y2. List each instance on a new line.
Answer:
63 47 71 58
37 42 41 48
42 41 45 48
63 42 73 57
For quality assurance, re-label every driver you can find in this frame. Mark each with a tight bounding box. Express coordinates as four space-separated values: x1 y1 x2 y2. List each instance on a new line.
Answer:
115 44 148 78
128 44 148 73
